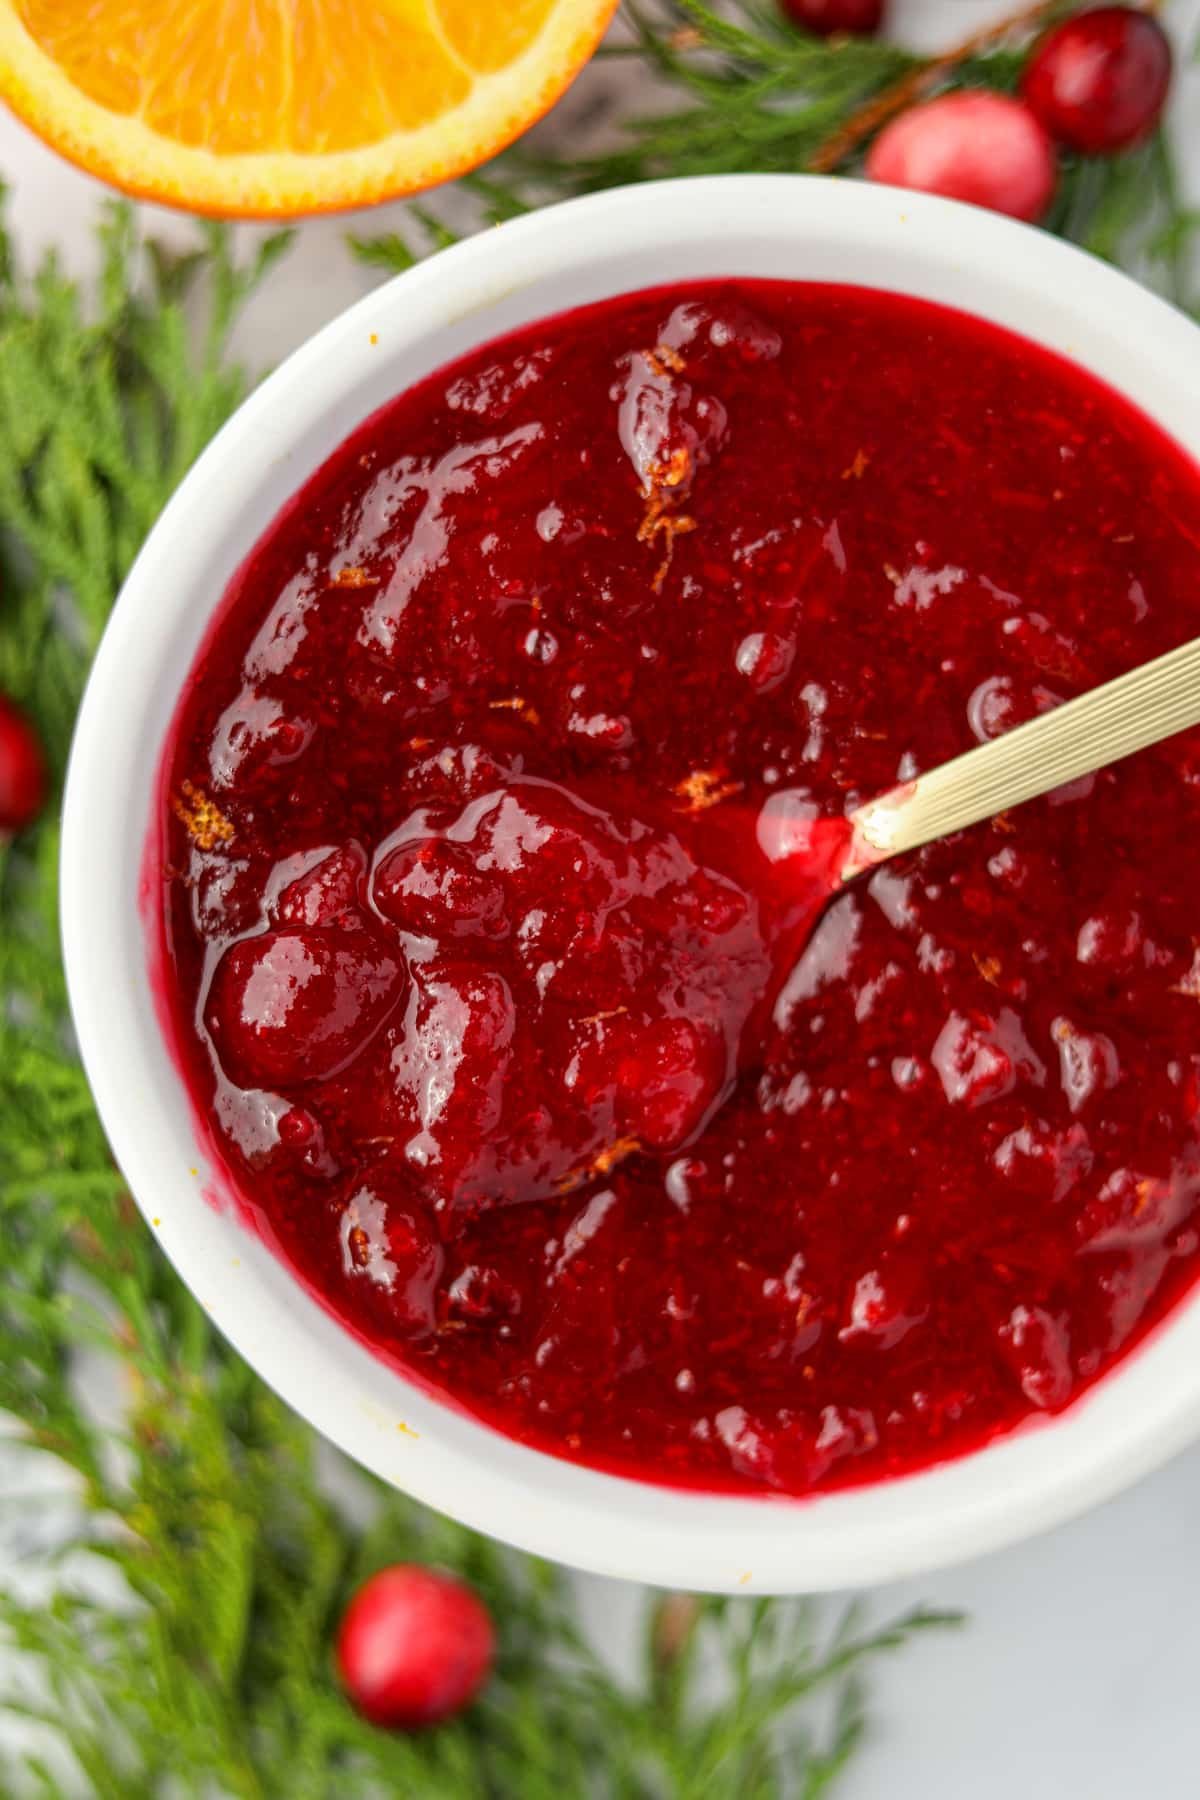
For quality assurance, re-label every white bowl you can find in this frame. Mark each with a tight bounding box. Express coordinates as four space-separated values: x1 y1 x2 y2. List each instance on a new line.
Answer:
62 175 1200 1594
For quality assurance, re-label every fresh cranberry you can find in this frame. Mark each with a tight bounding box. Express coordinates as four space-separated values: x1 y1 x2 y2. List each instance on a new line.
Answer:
337 1565 494 1730
1021 6 1172 154
204 929 403 1088
781 0 885 35
866 92 1057 223
0 694 46 835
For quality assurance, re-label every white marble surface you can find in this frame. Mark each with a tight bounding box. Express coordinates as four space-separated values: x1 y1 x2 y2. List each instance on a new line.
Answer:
4 3 1200 1794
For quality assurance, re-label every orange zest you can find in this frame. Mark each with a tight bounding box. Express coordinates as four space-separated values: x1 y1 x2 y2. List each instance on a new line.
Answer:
673 767 743 813
0 0 618 218
171 778 233 850
638 442 697 593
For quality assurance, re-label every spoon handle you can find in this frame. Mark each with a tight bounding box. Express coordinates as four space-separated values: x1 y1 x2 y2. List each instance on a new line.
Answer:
849 634 1200 870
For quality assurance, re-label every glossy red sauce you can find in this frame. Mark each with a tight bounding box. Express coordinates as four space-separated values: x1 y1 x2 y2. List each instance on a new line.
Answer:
157 280 1200 1496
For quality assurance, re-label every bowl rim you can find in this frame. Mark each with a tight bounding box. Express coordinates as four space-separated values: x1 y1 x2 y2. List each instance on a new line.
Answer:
62 173 1200 1594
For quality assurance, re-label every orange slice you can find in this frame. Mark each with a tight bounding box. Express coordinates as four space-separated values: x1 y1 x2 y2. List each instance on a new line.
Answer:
0 0 618 217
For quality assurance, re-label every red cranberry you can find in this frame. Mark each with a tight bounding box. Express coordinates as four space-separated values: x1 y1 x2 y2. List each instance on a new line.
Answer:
839 1252 929 1350
735 630 796 694
550 915 645 1003
1052 1015 1120 1115
204 928 403 1088
993 1119 1093 1204
272 843 366 928
968 675 1029 742
781 0 885 35
340 1183 443 1336
996 1304 1073 1409
669 867 751 939
1075 906 1144 975
692 299 783 365
931 1008 1045 1109
275 1104 336 1177
445 1263 522 1324
618 349 727 502
713 1405 787 1486
389 964 518 1202
1021 7 1172 154
615 1016 725 1150
209 698 312 785
337 1565 494 1730
1086 1248 1166 1353
373 837 509 939
278 1106 317 1147
866 92 1057 223
1075 1165 1176 1254
473 782 621 900
714 1402 876 1490
0 694 46 835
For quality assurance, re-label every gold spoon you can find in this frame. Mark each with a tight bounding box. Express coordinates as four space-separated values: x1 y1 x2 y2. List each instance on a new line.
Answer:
562 636 1200 1183
840 634 1200 881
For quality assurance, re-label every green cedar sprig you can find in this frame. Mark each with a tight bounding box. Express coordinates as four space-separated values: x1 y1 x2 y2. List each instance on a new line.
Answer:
0 202 956 1798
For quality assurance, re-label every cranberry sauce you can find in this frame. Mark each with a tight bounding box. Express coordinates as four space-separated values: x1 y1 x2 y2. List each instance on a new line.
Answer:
158 280 1200 1497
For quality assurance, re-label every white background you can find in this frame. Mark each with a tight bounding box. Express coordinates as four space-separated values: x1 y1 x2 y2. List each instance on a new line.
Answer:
3 3 1200 1795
